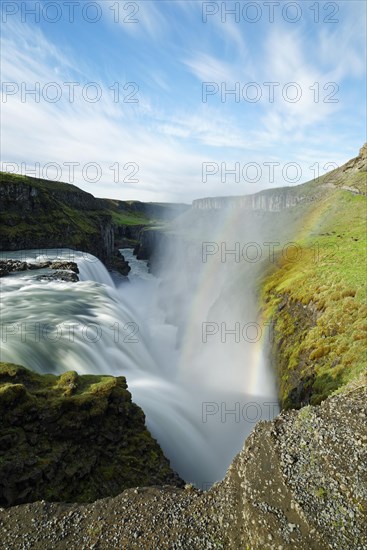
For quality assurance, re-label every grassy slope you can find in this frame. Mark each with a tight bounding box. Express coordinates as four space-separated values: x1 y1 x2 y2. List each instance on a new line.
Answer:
1 173 187 240
0 172 148 229
109 209 151 227
0 172 86 194
261 189 367 407
103 200 188 228
100 198 152 227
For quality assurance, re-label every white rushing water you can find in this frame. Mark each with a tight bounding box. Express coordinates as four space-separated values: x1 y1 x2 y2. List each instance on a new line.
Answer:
0 247 278 487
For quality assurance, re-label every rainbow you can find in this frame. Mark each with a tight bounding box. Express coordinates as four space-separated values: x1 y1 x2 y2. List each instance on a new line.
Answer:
177 204 277 398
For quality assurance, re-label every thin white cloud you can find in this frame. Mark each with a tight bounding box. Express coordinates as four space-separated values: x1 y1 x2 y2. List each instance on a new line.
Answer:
1 3 366 203
1 18 234 202
98 0 167 40
183 52 236 83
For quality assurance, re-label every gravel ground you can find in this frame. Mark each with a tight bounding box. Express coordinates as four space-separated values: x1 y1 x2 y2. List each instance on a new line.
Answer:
1 383 366 550
0 485 224 549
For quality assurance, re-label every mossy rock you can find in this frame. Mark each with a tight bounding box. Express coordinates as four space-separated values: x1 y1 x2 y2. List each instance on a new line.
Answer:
0 363 183 507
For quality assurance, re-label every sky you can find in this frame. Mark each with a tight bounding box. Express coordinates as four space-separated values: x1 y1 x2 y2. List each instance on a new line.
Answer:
1 0 366 203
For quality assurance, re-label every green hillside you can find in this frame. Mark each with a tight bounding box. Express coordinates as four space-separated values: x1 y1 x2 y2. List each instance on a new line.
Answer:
0 172 187 261
262 188 367 408
0 171 114 260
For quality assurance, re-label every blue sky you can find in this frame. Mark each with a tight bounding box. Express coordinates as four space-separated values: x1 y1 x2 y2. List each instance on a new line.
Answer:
1 0 366 202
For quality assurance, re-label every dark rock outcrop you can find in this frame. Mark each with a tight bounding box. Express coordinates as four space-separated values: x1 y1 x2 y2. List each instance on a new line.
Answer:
0 363 183 508
116 224 145 242
34 270 79 283
134 229 169 271
0 260 79 282
108 250 131 277
114 223 146 250
50 262 79 273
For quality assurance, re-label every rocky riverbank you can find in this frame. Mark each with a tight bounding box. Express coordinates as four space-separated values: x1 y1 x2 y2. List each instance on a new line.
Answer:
1 380 365 549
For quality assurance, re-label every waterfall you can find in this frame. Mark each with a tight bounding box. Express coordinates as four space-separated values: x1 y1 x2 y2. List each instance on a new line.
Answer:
1 247 278 487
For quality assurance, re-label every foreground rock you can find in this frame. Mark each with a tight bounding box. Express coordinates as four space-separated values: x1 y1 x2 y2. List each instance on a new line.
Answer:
0 364 183 508
216 379 367 549
1 381 365 549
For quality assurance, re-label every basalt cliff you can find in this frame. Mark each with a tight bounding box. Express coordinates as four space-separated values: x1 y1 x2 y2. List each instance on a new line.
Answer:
192 143 367 212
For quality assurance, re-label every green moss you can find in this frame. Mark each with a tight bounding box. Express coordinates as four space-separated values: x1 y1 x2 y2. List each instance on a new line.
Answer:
0 362 182 506
56 371 79 396
0 383 27 403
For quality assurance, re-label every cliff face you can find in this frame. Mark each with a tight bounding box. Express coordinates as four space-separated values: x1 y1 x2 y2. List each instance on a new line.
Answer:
134 228 171 274
192 143 367 212
0 363 183 507
321 142 367 194
192 189 312 212
115 223 146 247
0 172 189 268
0 175 108 211
0 173 114 263
1 381 365 549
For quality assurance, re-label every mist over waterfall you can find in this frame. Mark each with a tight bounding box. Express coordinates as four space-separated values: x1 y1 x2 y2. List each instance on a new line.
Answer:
1 206 280 486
